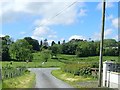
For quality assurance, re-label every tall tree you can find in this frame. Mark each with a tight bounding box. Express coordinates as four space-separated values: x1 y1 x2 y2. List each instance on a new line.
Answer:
9 39 33 61
40 40 43 46
58 41 60 45
41 49 51 62
49 44 61 58
1 35 13 61
51 41 55 46
24 37 40 51
43 39 48 49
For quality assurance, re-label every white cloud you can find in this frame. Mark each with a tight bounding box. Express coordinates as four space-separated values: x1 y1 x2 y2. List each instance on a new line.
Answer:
79 8 87 17
69 35 86 41
113 35 118 41
97 2 114 10
34 2 86 26
48 35 57 38
47 39 54 45
104 28 112 36
0 34 5 37
1 1 85 24
93 28 113 40
32 26 57 40
112 18 120 28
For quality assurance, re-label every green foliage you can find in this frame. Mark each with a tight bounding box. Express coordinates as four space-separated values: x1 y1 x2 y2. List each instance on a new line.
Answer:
104 39 117 47
41 49 51 62
51 41 56 46
42 39 49 49
24 37 40 51
1 35 13 61
60 39 118 57
62 42 77 55
9 39 33 61
76 42 89 57
104 47 118 56
49 44 62 58
61 63 92 76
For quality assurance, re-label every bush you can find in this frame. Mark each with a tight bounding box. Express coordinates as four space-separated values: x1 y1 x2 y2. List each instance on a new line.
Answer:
61 63 92 77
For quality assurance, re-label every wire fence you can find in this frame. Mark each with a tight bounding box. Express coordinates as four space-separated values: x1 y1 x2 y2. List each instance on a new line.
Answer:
2 66 27 79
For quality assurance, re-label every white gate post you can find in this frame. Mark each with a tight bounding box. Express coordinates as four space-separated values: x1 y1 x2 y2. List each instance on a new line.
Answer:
103 61 107 87
103 61 114 87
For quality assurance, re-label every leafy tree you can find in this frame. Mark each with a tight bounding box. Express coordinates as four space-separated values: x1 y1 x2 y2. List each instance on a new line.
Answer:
1 35 13 61
51 41 55 46
58 41 60 44
24 37 40 51
76 42 89 57
104 39 117 47
88 42 97 56
42 39 49 49
9 39 33 61
104 47 118 56
41 49 51 62
49 44 61 58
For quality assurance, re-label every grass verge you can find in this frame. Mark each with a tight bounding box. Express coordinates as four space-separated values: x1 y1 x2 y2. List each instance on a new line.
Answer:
2 72 36 88
51 69 97 88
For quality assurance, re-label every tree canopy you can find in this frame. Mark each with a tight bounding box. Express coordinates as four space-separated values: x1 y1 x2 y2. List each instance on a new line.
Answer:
24 37 40 51
9 39 33 61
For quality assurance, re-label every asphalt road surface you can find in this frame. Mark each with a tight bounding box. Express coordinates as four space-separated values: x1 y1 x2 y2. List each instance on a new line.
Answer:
28 68 73 88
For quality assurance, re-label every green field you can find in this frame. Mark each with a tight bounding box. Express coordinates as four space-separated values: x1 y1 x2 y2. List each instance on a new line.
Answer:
58 54 118 63
2 61 64 68
2 52 118 68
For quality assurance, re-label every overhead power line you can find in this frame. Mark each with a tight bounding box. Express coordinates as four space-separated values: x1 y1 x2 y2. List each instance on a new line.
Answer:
16 1 77 39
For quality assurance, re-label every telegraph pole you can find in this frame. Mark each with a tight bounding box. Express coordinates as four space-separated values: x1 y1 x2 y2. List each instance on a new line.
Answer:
98 0 106 87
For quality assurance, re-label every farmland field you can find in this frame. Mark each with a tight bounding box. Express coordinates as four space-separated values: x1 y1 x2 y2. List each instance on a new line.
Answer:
2 52 118 68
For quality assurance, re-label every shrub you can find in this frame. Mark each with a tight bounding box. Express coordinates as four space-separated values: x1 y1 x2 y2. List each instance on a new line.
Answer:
61 63 92 77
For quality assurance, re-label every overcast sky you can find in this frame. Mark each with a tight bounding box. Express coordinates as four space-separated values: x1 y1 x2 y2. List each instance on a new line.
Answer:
0 0 119 44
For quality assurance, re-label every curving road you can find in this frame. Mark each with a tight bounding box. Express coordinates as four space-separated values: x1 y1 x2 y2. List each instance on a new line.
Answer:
28 68 73 88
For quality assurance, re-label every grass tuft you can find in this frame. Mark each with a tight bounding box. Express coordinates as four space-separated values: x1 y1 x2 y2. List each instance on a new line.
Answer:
2 72 36 88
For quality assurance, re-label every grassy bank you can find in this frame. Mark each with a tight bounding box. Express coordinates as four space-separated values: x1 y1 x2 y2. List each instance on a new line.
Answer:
2 72 36 88
51 69 97 88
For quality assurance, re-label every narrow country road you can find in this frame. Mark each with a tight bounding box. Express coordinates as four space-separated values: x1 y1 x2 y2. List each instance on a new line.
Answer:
28 68 73 88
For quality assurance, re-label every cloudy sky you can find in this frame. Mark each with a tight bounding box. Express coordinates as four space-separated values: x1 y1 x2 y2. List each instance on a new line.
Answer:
0 0 119 44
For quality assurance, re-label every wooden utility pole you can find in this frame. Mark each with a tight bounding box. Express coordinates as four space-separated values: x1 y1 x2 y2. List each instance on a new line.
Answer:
98 0 106 87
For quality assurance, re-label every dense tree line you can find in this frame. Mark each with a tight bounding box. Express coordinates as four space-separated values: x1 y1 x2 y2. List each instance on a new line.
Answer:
1 35 119 62
49 39 119 57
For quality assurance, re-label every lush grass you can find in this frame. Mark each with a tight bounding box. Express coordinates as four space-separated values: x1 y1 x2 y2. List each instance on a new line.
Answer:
2 52 118 68
2 61 64 68
51 69 97 88
33 52 118 63
2 72 36 88
58 54 118 63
